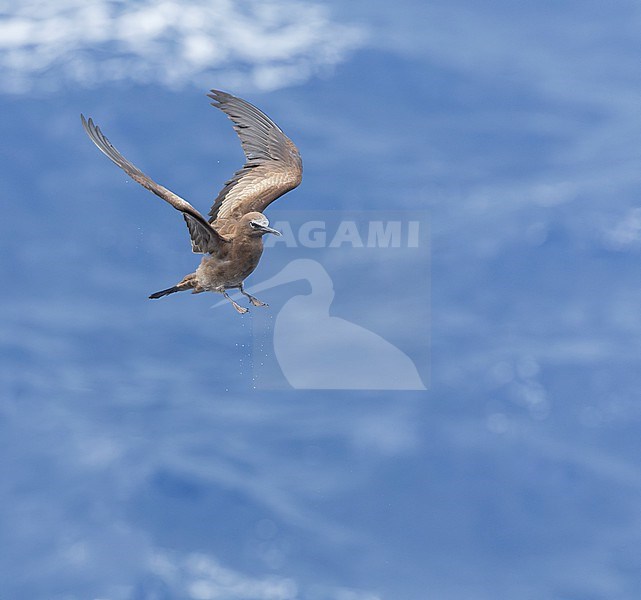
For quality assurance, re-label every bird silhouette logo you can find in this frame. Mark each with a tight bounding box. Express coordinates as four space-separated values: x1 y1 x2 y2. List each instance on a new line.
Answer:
217 259 427 390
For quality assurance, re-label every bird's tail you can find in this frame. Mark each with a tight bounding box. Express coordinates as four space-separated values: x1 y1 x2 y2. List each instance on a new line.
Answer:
149 286 181 299
149 273 197 299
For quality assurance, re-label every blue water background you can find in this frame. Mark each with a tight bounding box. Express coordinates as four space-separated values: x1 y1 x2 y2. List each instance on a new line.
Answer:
2 1 641 598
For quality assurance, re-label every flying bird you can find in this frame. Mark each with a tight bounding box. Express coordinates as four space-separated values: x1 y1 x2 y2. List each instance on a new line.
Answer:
81 90 302 313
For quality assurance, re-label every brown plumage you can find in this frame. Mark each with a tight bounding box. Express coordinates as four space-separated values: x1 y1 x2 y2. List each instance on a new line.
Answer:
81 90 302 313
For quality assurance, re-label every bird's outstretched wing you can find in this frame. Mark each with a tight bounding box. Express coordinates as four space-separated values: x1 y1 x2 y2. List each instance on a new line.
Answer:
207 90 302 223
81 114 228 254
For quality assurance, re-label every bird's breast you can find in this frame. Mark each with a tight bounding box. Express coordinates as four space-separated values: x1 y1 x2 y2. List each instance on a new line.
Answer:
196 238 264 289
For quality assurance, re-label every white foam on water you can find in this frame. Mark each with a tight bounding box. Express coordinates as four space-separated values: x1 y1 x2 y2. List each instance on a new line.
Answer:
0 0 366 93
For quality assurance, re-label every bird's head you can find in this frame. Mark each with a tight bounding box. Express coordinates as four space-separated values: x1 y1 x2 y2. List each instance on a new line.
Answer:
242 212 282 238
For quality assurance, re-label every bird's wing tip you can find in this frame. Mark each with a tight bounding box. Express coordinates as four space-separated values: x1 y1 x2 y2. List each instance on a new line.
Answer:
81 114 97 129
207 89 234 104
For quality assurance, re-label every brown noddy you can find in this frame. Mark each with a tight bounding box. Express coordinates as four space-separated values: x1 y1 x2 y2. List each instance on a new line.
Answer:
81 89 302 314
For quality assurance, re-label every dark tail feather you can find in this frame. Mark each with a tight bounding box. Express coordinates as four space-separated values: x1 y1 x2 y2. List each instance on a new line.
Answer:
149 286 180 299
149 273 197 299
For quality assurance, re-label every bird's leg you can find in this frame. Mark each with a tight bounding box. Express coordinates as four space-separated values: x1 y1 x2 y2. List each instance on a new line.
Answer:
239 283 268 307
221 289 249 314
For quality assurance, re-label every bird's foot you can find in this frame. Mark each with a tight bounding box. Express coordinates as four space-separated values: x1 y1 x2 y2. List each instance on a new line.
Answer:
248 295 268 307
232 301 249 314
240 286 268 307
221 289 250 314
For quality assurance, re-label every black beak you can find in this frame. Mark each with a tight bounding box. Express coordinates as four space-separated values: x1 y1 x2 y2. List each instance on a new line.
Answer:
259 225 282 236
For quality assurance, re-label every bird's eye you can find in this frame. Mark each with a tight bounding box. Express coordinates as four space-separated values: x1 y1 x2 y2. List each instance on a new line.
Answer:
250 221 258 228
